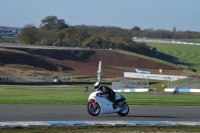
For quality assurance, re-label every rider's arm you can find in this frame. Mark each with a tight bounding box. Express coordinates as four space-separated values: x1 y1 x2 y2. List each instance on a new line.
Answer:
100 87 109 95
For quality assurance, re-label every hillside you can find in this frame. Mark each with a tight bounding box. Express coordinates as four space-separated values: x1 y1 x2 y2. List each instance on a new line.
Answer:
146 42 200 72
0 47 188 80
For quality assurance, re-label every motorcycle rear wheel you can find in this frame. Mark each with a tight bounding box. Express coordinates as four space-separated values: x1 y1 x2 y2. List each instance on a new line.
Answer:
87 102 101 116
117 103 129 116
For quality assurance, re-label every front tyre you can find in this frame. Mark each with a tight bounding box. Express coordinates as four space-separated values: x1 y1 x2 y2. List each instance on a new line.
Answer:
117 103 129 116
87 102 101 116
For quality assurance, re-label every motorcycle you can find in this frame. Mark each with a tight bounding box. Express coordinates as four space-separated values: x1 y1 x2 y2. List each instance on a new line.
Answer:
87 90 129 116
172 87 179 95
84 86 89 92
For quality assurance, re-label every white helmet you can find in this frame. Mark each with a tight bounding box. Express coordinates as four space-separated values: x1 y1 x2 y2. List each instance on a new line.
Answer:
94 82 102 91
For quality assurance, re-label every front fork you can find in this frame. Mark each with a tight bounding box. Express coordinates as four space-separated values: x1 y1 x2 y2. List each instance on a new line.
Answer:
118 102 126 107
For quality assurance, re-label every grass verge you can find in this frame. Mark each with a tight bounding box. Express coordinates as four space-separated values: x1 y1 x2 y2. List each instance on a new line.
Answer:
1 126 200 133
0 85 200 106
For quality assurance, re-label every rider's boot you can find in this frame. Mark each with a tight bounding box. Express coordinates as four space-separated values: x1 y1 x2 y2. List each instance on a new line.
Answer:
113 102 119 109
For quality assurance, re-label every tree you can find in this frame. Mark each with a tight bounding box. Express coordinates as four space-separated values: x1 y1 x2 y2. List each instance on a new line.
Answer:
18 24 40 44
131 26 141 32
140 28 154 38
131 26 141 37
172 26 177 39
172 26 177 33
15 29 18 35
56 19 69 29
40 16 68 30
99 32 111 40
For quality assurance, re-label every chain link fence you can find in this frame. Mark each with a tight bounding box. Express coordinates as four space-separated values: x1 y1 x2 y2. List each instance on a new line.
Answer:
112 77 200 90
112 79 149 90
169 78 200 89
0 75 76 83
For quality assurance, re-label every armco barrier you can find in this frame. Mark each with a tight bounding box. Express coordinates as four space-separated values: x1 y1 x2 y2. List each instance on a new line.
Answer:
172 41 200 46
165 88 200 92
113 88 149 92
0 121 200 127
115 88 200 93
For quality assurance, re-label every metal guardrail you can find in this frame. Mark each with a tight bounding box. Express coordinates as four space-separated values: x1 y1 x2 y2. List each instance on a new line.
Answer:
0 75 76 83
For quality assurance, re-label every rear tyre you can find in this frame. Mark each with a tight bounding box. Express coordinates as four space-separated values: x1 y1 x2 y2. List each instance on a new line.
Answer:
87 102 101 116
117 103 129 116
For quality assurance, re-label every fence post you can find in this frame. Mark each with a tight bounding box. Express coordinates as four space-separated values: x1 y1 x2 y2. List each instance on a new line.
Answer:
189 77 190 89
168 77 170 88
199 77 200 89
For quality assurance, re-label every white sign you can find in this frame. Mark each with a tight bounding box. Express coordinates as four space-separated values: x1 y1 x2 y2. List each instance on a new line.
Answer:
124 72 188 81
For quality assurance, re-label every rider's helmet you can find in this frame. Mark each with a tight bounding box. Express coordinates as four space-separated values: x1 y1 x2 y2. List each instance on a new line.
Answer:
174 86 178 90
94 82 102 91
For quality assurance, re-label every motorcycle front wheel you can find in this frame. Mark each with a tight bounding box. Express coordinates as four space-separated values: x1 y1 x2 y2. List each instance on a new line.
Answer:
117 103 129 116
87 102 101 116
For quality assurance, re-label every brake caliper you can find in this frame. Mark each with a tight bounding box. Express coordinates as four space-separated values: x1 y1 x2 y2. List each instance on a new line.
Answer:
89 99 96 106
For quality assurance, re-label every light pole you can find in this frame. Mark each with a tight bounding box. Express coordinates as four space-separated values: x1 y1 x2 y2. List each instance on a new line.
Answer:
97 61 103 81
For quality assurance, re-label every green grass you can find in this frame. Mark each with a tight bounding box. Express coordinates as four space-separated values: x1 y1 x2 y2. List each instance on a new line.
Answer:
146 42 200 71
2 38 16 43
0 85 91 104
1 126 200 133
1 85 200 106
178 39 200 43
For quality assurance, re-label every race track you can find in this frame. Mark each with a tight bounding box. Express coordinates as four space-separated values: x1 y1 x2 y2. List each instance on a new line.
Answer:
0 105 200 122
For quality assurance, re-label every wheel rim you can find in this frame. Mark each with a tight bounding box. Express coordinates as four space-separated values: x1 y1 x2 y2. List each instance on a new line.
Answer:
88 102 100 115
120 104 128 114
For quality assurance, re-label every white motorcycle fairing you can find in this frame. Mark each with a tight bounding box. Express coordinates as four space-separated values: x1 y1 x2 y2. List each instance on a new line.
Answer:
88 91 121 114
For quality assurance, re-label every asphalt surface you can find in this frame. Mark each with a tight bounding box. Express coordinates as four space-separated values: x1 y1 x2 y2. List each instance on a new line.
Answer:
0 105 199 122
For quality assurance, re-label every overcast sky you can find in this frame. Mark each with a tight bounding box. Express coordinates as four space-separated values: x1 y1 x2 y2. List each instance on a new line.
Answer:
0 0 199 31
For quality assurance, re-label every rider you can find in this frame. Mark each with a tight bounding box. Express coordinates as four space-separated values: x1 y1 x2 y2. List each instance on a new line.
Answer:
173 86 179 93
94 82 116 103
